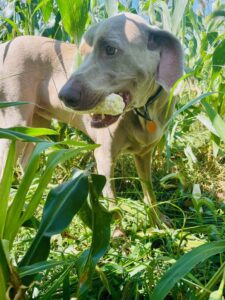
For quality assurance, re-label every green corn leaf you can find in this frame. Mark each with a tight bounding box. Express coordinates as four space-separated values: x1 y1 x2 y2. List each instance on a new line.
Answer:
166 92 216 127
9 127 58 136
20 171 89 267
201 100 225 144
77 174 112 299
156 1 172 31
0 101 30 108
6 143 95 243
0 127 57 142
151 240 225 300
105 0 118 17
197 114 218 136
0 128 44 142
0 17 21 35
0 141 16 238
56 0 90 42
0 240 10 300
41 171 89 236
31 0 53 21
212 39 225 83
63 273 71 300
19 259 75 277
171 0 188 35
4 142 53 242
20 147 94 226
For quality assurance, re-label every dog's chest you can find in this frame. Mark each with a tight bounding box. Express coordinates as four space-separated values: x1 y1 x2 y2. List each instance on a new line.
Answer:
126 128 162 155
113 114 164 156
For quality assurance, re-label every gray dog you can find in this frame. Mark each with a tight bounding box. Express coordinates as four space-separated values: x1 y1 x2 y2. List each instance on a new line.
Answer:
0 13 183 225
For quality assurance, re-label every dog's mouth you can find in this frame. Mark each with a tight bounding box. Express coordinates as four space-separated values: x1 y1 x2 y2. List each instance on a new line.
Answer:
90 92 131 128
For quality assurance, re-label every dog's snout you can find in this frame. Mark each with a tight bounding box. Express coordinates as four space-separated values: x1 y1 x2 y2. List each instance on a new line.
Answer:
59 80 83 109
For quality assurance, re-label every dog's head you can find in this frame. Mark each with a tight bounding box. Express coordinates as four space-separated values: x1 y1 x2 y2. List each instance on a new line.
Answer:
59 13 183 128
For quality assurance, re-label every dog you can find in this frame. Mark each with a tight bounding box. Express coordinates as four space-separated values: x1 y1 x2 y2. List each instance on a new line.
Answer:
0 13 183 226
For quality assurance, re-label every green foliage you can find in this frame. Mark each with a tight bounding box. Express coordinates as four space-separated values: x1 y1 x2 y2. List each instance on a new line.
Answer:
151 240 225 299
19 171 89 267
77 175 112 298
0 141 16 238
56 0 90 42
0 241 10 299
0 0 225 299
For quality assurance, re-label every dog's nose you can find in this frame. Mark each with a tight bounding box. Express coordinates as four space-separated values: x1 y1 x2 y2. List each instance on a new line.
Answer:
58 81 83 109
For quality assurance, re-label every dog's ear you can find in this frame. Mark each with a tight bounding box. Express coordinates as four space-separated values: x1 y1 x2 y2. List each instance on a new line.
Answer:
79 23 99 56
148 29 183 92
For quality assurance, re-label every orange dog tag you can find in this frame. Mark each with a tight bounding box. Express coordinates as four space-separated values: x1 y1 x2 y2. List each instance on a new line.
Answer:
146 120 157 133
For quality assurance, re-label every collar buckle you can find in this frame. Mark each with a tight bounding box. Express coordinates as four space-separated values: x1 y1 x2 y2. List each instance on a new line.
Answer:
133 86 163 121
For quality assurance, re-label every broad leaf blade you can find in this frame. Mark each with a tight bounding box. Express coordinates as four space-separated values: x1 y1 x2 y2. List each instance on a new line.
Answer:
151 240 225 300
4 142 53 242
20 147 92 225
56 0 90 42
171 0 188 35
0 141 16 238
0 240 10 299
202 100 225 144
20 172 89 267
166 92 216 126
42 172 89 235
0 128 44 142
105 0 118 17
10 127 58 136
77 174 112 299
212 39 225 79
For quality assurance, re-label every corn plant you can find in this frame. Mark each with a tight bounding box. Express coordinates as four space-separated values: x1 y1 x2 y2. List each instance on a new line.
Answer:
0 101 112 299
0 1 225 299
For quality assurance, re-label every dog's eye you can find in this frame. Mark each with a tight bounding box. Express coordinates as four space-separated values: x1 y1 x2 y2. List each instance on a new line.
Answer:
105 45 117 56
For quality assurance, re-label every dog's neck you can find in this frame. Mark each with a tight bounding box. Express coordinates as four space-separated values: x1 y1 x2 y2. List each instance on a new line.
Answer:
133 86 163 121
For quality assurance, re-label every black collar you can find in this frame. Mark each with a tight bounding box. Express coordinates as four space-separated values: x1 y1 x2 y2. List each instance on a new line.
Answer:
133 86 163 121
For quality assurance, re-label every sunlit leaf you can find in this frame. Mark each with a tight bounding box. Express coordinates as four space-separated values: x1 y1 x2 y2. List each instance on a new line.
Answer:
77 174 112 299
171 0 188 35
0 141 16 238
212 39 225 82
20 171 89 268
202 100 225 144
105 0 118 16
0 240 10 299
151 241 225 300
56 0 90 42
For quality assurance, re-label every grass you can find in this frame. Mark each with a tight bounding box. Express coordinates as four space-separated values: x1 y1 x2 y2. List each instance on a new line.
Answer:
1 0 225 299
13 122 224 299
7 101 224 299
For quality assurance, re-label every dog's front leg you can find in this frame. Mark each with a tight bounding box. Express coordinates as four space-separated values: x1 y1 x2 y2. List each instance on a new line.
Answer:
134 151 170 227
94 146 116 208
